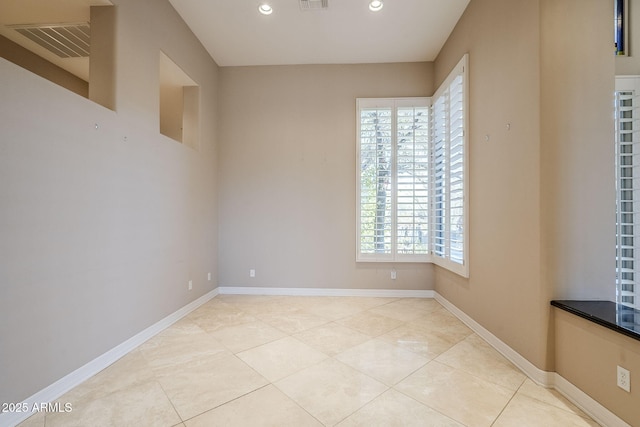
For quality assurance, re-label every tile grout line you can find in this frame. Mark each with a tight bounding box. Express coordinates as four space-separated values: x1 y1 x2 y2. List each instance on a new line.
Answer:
155 379 185 425
512 381 602 422
488 378 526 427
431 333 526 393
179 383 273 425
389 380 466 427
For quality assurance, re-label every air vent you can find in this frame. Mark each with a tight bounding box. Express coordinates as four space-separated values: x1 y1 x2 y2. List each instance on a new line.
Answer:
299 0 328 11
10 23 90 58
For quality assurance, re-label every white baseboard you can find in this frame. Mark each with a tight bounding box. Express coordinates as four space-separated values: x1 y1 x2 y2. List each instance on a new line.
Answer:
432 292 554 387
433 292 630 427
218 286 434 298
552 374 631 427
0 289 218 427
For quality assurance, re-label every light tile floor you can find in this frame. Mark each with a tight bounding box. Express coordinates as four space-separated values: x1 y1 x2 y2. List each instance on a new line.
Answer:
18 295 600 427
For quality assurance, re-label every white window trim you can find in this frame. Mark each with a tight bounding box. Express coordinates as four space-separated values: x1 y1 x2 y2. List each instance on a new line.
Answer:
356 97 431 264
615 75 640 309
430 54 469 278
355 54 469 278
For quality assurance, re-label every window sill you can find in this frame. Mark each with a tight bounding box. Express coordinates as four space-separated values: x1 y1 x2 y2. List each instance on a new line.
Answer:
550 300 640 342
356 255 468 277
356 257 430 263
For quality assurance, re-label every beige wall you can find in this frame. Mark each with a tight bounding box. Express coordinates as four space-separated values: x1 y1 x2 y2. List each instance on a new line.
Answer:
433 0 547 368
159 82 185 142
435 0 632 421
554 309 640 426
540 0 615 302
0 34 88 97
89 5 116 110
434 0 615 371
540 0 616 403
218 63 435 291
541 3 629 424
0 0 219 404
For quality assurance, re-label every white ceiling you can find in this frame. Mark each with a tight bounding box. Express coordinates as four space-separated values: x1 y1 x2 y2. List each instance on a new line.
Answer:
0 0 470 80
167 0 471 67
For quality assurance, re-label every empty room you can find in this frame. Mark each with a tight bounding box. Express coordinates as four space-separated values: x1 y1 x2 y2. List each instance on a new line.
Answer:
1 0 639 426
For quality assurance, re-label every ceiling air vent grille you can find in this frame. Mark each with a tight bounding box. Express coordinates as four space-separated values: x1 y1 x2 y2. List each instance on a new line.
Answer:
11 23 90 58
299 0 328 11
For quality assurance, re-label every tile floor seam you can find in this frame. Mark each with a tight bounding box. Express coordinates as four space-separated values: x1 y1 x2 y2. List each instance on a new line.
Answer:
329 383 391 427
179 383 273 424
433 357 519 389
210 320 287 354
390 357 431 386
236 335 330 382
515 386 598 422
278 384 326 427
434 356 522 391
267 381 335 427
433 341 528 393
325 353 400 386
389 382 469 426
154 377 185 424
323 321 386 344
488 388 521 427
273 357 392 426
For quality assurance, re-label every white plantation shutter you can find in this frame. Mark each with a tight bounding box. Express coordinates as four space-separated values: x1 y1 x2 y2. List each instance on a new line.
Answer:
432 95 447 258
430 57 467 275
448 74 465 265
359 105 393 256
396 105 430 255
615 77 640 310
357 98 429 262
356 54 468 276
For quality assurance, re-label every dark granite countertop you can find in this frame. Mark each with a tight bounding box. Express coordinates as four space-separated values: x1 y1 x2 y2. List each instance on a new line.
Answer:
551 300 640 342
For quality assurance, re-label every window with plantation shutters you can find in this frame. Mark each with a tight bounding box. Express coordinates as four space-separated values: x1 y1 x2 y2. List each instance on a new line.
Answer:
356 54 468 277
615 76 640 310
432 94 447 259
432 65 466 271
357 99 429 262
397 105 430 256
358 104 393 256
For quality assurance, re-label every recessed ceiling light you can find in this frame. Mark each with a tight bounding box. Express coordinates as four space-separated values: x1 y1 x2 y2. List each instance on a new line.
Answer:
369 0 383 12
258 3 273 15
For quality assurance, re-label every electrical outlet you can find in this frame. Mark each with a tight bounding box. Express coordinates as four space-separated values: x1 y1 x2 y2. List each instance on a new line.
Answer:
249 269 256 278
617 365 631 392
391 269 397 280
188 280 193 291
207 272 211 281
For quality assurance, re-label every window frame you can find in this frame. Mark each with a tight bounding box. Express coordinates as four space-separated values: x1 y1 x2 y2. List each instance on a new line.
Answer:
615 75 640 309
430 55 469 277
355 54 469 277
356 97 431 264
